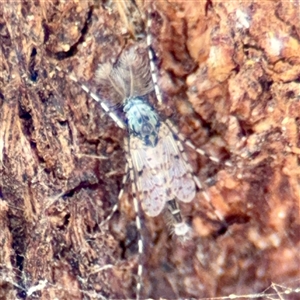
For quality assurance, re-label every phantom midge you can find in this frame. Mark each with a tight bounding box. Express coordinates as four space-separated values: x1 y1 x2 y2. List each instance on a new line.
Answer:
55 6 229 299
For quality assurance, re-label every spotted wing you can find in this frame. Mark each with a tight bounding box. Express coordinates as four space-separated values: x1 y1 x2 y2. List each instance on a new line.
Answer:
160 123 196 203
130 134 169 217
129 122 196 216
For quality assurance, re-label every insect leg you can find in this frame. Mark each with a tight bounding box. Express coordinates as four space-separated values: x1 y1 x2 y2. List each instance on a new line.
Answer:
124 138 144 300
145 4 163 105
55 66 126 130
165 119 232 167
166 120 226 224
99 158 128 227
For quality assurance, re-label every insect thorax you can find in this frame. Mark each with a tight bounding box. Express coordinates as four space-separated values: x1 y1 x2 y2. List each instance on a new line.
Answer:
124 97 160 147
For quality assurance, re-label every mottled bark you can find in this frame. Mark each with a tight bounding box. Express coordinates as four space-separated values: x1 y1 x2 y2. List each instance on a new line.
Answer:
0 1 299 300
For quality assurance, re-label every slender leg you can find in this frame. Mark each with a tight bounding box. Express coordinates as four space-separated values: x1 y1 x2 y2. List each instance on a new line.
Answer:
55 66 126 129
99 156 128 227
165 120 227 224
146 5 163 105
166 119 232 167
124 138 144 300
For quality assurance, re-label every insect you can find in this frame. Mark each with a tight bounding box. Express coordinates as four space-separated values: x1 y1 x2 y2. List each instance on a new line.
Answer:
55 41 230 299
50 4 229 300
3 1 299 299
96 46 197 235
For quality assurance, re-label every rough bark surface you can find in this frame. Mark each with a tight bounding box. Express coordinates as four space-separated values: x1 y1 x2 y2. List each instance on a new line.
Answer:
0 1 299 300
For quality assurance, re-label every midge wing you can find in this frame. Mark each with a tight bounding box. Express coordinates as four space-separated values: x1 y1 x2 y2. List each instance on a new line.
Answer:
130 134 170 217
160 123 196 203
129 122 196 217
170 158 196 203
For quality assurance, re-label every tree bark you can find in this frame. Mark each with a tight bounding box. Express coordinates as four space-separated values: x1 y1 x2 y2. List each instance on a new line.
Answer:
0 1 299 299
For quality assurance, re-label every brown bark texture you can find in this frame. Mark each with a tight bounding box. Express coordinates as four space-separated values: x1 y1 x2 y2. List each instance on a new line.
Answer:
0 1 299 299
